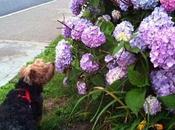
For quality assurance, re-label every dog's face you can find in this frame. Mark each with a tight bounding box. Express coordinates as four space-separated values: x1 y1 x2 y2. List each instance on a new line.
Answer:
19 59 55 86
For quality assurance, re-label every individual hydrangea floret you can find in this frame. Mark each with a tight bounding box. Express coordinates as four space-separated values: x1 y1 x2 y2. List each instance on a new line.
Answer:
113 21 134 42
160 0 175 12
62 17 79 38
130 7 174 50
77 81 87 95
151 68 175 96
70 0 86 15
98 15 111 22
143 96 161 115
71 18 92 41
131 0 158 9
150 27 175 69
106 66 127 85
55 40 72 73
63 77 69 87
111 10 121 21
80 53 99 73
81 26 106 48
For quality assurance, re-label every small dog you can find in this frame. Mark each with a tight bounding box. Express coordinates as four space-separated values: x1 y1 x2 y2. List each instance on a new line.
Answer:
0 59 55 130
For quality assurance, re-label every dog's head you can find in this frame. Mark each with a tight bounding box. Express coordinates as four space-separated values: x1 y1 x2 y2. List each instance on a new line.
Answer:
19 59 55 86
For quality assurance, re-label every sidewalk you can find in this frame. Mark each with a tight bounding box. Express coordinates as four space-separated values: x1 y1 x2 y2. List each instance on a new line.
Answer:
0 0 71 87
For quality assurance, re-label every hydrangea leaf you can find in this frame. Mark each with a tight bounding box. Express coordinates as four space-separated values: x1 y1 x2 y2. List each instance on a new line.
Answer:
128 66 147 87
125 88 146 115
159 95 175 109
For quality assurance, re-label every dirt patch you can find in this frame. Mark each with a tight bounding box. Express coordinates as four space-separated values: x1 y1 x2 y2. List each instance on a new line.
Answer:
43 96 68 112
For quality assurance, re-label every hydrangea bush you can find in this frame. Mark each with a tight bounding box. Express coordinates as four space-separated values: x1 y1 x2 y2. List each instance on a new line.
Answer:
56 0 175 129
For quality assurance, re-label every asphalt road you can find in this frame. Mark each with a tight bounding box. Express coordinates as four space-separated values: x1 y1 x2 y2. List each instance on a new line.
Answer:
0 0 71 87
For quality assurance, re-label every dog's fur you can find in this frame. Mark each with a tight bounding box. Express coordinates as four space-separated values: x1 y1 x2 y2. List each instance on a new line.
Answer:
0 59 54 130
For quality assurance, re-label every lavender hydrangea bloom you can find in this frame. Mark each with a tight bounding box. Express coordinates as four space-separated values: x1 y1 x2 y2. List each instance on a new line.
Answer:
114 49 136 69
130 7 174 50
113 21 134 42
119 1 129 11
143 96 161 115
55 40 72 73
105 55 118 70
151 68 175 96
131 0 158 9
71 18 92 41
70 0 86 15
150 27 175 69
160 0 175 12
80 53 99 73
105 49 136 70
62 17 79 38
111 10 121 21
77 81 87 95
81 26 106 48
106 67 127 85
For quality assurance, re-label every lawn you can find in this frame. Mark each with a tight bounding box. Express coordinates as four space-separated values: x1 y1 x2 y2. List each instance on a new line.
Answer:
0 36 83 130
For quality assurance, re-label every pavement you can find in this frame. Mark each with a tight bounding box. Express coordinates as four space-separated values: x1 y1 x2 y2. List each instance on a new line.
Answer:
0 0 71 87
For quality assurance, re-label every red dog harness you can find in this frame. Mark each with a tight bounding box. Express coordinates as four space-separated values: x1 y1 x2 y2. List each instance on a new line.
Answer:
18 89 32 104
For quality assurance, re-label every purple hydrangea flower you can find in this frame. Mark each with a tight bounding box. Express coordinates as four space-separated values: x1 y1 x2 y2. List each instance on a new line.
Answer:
150 27 175 69
70 0 86 15
105 49 136 70
114 48 136 69
143 95 161 115
151 68 175 96
105 55 118 70
55 40 72 73
119 1 129 11
81 26 106 48
71 18 92 41
130 7 174 50
160 0 175 12
131 0 158 9
62 17 80 38
80 53 99 73
77 80 87 95
113 21 134 42
106 66 127 85
102 15 111 21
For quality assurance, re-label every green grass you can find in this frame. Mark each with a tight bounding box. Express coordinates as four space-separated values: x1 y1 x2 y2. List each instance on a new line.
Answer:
0 36 81 130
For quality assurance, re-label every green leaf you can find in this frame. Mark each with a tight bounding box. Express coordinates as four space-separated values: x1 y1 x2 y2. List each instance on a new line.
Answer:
124 42 140 54
128 66 147 87
97 20 115 36
89 0 100 6
125 88 146 115
90 74 105 86
159 95 175 109
113 43 124 55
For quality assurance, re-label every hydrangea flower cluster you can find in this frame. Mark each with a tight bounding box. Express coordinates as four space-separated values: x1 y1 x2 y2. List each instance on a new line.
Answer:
55 40 72 73
71 18 93 41
76 81 87 95
81 26 106 48
106 66 127 85
113 21 134 42
70 0 86 15
105 49 136 70
111 10 121 21
130 7 174 50
150 27 175 69
62 17 79 38
160 0 175 12
105 49 136 85
131 0 158 9
143 96 161 115
80 53 99 73
151 68 175 96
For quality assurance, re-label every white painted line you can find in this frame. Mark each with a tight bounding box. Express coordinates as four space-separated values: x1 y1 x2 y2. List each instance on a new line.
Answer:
0 0 56 19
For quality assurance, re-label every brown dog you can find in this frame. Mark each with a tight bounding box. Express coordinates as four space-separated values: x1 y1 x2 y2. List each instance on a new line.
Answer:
0 59 54 130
